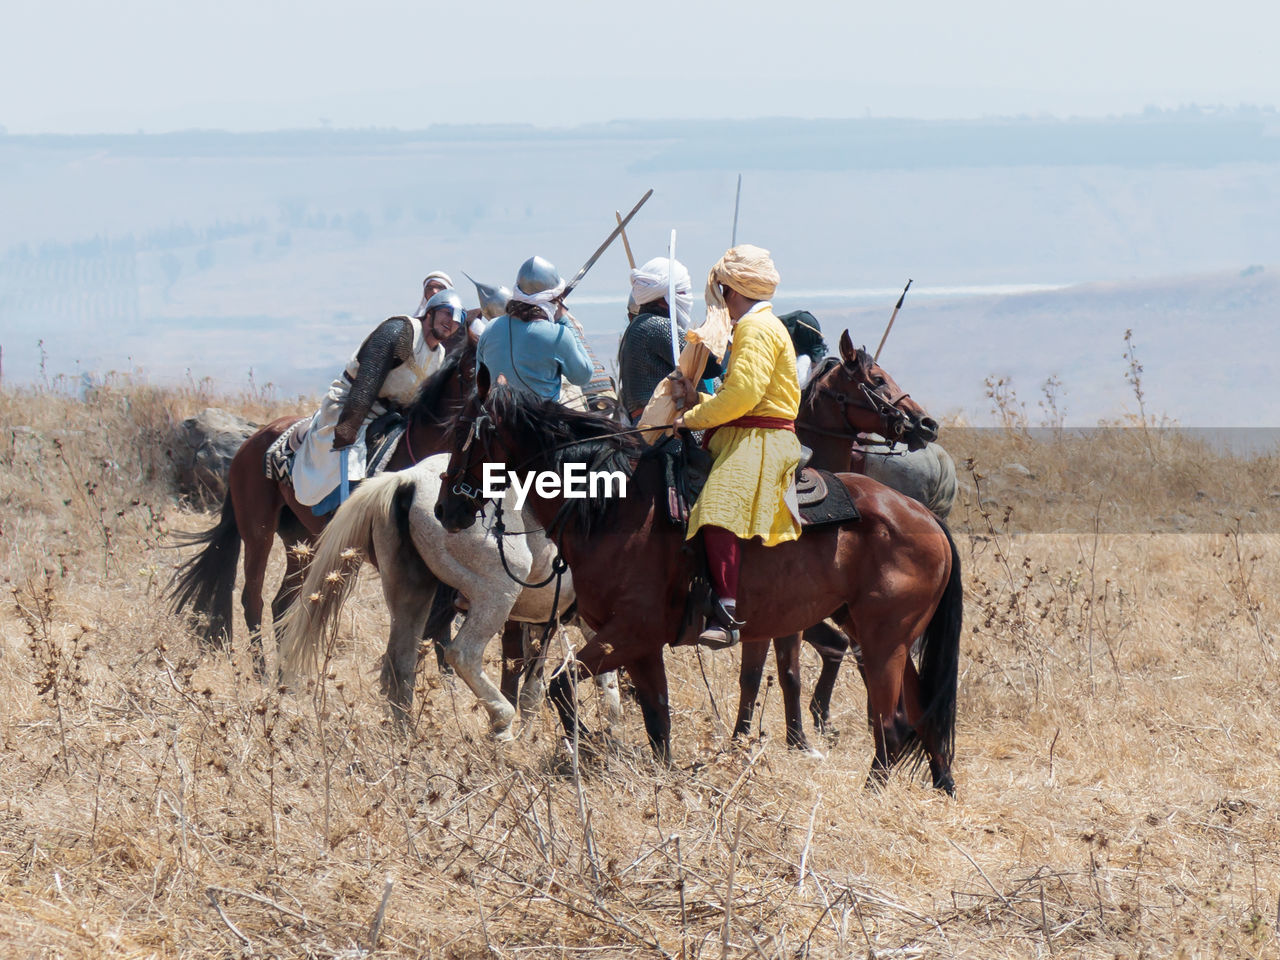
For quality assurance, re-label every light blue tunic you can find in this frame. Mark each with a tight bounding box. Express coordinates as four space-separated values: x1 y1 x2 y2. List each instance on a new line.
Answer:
477 314 594 401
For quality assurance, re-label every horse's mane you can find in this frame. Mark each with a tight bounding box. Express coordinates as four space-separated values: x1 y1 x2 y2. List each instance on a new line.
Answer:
799 348 874 414
484 385 645 537
800 356 843 407
408 340 474 424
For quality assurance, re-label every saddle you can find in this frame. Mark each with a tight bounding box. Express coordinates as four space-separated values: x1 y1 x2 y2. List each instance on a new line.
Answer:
263 411 406 483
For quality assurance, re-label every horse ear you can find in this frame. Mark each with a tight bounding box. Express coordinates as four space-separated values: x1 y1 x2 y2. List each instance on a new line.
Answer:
839 330 859 368
477 363 491 401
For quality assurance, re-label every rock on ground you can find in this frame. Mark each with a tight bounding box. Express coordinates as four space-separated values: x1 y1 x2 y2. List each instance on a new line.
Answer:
171 407 257 505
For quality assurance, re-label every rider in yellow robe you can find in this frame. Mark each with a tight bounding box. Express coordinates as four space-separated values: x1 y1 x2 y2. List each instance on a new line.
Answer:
675 245 801 645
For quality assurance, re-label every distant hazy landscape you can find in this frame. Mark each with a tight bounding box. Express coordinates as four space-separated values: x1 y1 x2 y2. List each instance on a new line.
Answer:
2 110 1278 424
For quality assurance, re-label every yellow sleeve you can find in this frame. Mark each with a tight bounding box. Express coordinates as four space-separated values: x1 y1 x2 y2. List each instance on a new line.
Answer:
683 318 777 430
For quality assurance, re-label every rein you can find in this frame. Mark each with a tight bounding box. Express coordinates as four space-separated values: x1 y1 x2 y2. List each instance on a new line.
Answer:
490 498 570 658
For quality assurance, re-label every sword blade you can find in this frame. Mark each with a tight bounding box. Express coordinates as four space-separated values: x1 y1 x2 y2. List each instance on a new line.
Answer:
668 229 680 367
563 188 653 296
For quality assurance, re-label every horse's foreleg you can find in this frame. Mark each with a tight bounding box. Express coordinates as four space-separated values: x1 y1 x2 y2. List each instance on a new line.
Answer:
733 640 770 741
575 623 623 728
445 599 518 740
805 620 850 737
773 634 818 755
594 671 624 728
625 652 671 764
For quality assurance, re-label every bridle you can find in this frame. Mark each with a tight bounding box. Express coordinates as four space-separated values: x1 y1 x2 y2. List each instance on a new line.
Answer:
441 411 493 502
806 363 914 443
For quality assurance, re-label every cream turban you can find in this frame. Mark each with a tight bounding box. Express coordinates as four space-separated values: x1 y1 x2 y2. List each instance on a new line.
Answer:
415 271 455 318
630 256 693 332
703 244 780 334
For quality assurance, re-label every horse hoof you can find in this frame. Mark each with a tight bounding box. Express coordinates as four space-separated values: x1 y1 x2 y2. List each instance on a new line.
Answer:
797 745 825 761
491 723 517 743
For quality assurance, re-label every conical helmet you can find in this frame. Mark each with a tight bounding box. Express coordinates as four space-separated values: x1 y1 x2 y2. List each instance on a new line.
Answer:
515 256 561 296
464 272 513 320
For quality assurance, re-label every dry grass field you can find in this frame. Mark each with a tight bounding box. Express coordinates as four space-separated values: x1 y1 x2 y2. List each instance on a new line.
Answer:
2 374 1278 959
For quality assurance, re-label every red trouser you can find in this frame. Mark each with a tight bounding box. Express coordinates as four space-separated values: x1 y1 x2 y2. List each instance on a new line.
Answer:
702 525 741 602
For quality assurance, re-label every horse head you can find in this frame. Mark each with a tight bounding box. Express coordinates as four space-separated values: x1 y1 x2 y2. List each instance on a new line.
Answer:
804 331 938 451
435 363 497 532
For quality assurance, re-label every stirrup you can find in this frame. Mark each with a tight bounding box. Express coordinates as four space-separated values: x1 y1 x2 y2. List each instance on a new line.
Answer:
680 597 743 650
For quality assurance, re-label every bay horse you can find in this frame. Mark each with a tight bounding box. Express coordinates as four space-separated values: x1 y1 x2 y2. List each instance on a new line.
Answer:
169 338 477 671
435 374 962 792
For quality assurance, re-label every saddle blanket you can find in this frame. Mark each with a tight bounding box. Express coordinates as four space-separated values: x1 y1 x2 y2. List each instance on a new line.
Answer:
265 418 308 483
793 468 859 527
263 415 406 485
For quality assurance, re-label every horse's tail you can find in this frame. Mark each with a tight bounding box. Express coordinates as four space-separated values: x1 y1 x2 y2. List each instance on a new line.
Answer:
914 520 962 766
168 492 240 649
928 444 959 521
278 474 407 676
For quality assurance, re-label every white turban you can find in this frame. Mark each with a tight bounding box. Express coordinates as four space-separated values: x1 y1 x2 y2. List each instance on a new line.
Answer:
509 278 567 322
414 271 455 319
630 257 693 333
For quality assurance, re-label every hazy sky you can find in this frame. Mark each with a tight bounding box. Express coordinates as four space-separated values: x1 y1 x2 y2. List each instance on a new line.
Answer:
4 0 1279 134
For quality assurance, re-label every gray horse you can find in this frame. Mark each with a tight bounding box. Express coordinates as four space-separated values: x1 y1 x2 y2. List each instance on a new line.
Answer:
858 440 957 521
280 453 621 737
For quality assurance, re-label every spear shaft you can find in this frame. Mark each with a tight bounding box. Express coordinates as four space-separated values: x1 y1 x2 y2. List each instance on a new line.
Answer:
615 211 636 270
873 279 913 362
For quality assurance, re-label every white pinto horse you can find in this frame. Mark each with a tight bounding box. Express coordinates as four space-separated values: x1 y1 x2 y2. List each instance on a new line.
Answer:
279 453 621 738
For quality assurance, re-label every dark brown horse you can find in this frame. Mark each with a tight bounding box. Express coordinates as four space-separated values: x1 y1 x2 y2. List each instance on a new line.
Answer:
169 340 477 670
778 331 938 741
435 374 962 792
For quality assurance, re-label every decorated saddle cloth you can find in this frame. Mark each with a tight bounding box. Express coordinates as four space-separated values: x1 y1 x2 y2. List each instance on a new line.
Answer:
560 377 621 418
264 412 406 485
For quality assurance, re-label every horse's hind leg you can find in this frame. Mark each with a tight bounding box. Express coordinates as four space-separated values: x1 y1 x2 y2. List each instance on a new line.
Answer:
804 620 850 737
898 656 955 795
268 510 312 679
499 621 524 708
835 613 908 791
733 640 770 741
773 633 818 755
377 561 439 729
517 622 549 716
424 586 457 677
237 508 279 674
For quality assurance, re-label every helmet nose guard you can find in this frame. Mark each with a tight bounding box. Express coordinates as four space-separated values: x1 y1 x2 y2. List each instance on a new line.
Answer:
423 288 466 327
